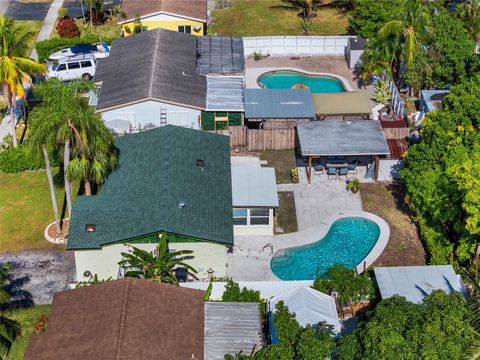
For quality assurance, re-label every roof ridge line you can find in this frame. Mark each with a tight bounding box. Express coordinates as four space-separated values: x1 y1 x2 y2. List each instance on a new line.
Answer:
114 279 131 360
148 32 162 97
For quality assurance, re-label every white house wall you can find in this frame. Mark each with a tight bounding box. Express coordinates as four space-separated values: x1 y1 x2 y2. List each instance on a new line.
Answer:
100 100 201 130
74 241 228 282
234 208 274 236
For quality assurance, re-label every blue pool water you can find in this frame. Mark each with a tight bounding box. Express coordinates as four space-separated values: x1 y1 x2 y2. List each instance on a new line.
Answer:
258 71 345 93
270 217 380 280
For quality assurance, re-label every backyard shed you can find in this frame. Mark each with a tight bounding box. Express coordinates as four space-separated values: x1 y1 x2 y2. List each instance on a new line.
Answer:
346 37 367 69
297 121 390 183
374 265 466 304
244 89 315 128
204 302 263 359
268 286 341 344
417 89 450 125
312 92 372 120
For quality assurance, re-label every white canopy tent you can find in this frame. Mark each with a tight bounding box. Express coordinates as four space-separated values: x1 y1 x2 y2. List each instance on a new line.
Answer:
268 286 341 334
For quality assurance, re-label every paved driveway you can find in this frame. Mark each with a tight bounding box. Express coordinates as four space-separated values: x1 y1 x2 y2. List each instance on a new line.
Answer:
6 1 50 20
1 251 76 305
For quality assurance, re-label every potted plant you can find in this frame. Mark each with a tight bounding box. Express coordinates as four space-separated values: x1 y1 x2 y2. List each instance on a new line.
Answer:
290 167 299 183
346 178 360 193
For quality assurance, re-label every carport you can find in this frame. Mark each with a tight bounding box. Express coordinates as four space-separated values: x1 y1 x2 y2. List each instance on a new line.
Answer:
297 121 390 183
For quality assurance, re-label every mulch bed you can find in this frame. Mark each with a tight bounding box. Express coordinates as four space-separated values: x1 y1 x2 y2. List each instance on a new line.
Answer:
47 219 69 242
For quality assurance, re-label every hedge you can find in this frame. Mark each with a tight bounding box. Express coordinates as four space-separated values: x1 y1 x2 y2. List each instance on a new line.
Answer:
0 146 58 173
35 36 112 63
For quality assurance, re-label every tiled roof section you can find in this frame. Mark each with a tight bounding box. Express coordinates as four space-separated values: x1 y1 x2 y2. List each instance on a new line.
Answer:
94 29 207 111
67 125 233 249
121 0 207 22
24 279 205 360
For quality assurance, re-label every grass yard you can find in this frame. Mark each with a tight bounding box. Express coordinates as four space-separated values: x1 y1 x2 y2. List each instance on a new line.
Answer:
259 150 296 184
0 169 79 253
16 20 43 55
50 18 121 40
211 0 348 36
6 305 51 360
361 182 427 267
275 191 297 234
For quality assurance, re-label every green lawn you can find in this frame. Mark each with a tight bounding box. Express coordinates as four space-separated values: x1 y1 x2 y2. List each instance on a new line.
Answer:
6 305 51 360
211 0 348 36
16 20 43 56
50 18 121 40
275 191 298 234
260 150 297 184
0 169 79 252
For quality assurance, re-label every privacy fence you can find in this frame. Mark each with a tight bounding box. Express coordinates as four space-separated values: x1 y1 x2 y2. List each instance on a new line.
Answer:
242 36 355 58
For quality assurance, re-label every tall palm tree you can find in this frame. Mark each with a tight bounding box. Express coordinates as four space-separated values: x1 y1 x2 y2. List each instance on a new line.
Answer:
0 264 20 360
379 0 432 71
461 0 480 43
119 233 197 285
275 0 323 34
0 16 45 148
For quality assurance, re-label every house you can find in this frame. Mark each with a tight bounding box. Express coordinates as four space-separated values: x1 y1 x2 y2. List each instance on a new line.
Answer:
25 279 263 360
268 286 342 343
232 166 279 236
312 92 372 120
416 89 450 125
374 265 466 304
93 29 244 133
68 126 234 281
346 37 367 69
119 0 207 36
243 89 315 129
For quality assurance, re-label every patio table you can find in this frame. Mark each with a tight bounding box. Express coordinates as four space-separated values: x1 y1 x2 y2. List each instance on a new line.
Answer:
327 162 348 168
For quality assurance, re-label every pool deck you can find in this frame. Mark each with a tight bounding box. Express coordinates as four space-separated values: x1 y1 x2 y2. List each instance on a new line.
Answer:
227 210 390 281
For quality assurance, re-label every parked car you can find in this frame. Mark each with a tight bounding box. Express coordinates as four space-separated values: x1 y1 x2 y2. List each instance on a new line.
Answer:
46 55 96 81
48 42 110 61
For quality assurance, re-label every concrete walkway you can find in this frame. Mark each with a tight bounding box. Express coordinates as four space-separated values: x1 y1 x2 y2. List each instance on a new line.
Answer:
30 0 64 60
0 0 12 16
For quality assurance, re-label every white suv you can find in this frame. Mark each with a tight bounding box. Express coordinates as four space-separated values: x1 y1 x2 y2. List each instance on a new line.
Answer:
47 55 96 81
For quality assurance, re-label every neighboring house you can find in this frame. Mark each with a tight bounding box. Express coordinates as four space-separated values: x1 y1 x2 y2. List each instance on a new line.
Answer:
346 37 367 69
243 89 315 129
119 0 207 36
416 89 450 125
93 29 244 133
25 279 263 360
374 265 466 304
68 126 234 281
232 166 279 236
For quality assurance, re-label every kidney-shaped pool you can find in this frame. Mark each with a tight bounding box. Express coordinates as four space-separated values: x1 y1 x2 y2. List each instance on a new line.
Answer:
270 217 380 280
258 71 346 93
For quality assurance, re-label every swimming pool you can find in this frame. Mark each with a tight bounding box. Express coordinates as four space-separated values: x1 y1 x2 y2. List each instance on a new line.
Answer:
270 217 380 280
258 71 346 93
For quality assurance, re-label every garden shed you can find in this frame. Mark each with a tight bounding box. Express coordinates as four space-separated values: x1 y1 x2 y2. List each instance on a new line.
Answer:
346 37 367 69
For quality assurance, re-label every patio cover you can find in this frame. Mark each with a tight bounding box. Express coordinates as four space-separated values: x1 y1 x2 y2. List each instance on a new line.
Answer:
374 265 466 304
268 286 341 333
312 92 371 117
297 121 390 157
231 166 279 208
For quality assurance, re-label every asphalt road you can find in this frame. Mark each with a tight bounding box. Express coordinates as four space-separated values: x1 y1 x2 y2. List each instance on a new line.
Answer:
5 0 50 20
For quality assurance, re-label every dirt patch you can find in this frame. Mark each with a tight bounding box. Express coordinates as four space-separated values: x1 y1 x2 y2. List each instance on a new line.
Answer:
259 150 296 184
361 182 427 267
275 192 298 234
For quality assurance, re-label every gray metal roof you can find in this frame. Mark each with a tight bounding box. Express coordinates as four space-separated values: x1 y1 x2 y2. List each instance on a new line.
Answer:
206 76 244 111
204 302 263 360
374 265 466 304
297 120 390 156
196 36 245 75
231 166 279 208
244 89 315 119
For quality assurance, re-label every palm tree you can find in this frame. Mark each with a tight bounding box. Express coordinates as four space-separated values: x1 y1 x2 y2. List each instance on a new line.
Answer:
119 233 197 285
461 0 480 43
0 264 20 360
0 16 45 148
275 0 323 34
378 0 432 71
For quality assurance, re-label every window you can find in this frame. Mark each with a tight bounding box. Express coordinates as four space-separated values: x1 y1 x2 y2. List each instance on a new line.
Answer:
56 64 66 71
178 25 192 34
196 159 205 167
80 61 92 68
68 62 80 70
233 209 247 226
250 208 270 225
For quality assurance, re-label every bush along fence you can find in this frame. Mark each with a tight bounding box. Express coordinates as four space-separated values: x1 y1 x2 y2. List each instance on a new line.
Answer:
242 36 355 58
35 36 112 63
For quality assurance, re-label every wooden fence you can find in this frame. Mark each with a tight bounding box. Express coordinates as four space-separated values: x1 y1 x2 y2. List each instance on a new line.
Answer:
210 126 296 151
382 127 410 139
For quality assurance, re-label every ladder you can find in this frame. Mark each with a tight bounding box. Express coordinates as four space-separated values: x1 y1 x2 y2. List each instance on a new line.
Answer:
160 107 167 126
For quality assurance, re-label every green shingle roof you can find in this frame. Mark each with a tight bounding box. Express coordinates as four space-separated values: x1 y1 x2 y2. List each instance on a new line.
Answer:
67 126 233 250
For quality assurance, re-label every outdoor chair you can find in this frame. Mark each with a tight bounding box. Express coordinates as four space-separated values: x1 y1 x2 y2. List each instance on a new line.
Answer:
348 160 361 174
327 167 337 179
313 164 324 175
338 167 348 180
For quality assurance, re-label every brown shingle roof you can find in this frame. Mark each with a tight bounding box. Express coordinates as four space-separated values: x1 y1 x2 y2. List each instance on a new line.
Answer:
120 0 207 22
24 279 205 360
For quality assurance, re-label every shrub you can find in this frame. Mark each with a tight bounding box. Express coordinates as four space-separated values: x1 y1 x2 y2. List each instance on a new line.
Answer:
0 145 58 173
56 17 80 38
34 314 48 334
57 6 68 18
221 279 261 302
35 36 111 62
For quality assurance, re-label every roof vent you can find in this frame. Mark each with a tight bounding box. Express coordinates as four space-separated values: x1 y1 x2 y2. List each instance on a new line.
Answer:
177 201 186 209
85 224 96 232
196 159 205 167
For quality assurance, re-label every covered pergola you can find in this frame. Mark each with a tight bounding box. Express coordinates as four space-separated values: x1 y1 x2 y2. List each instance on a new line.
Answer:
297 121 390 183
312 92 372 120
